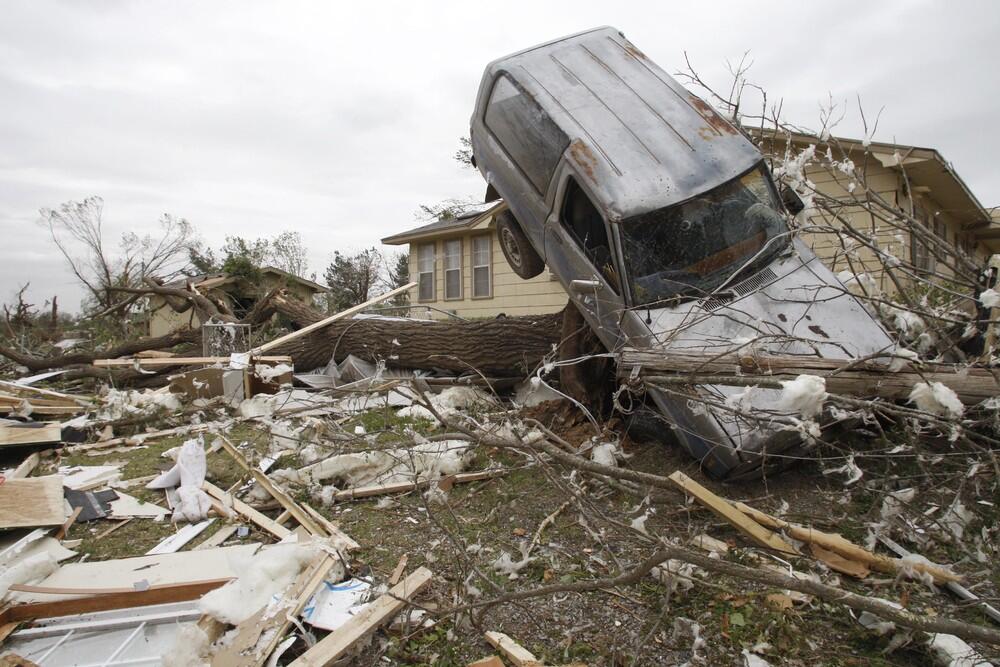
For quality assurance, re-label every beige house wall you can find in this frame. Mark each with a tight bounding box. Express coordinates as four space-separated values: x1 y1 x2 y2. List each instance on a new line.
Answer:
149 299 202 338
406 225 568 320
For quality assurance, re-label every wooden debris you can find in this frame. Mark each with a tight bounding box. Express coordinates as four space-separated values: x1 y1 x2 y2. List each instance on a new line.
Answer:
0 578 231 624
810 543 871 578
253 282 416 355
194 524 239 550
54 506 82 540
484 631 543 667
217 436 325 535
667 472 798 555
333 469 508 502
389 553 409 585
202 481 291 540
733 501 960 583
92 355 292 368
0 476 66 529
467 658 505 667
301 502 359 550
94 519 131 540
0 424 61 448
213 553 341 667
9 452 41 479
289 566 433 667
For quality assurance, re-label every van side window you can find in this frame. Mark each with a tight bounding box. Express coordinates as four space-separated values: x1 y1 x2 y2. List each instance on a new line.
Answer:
561 178 619 292
484 75 568 194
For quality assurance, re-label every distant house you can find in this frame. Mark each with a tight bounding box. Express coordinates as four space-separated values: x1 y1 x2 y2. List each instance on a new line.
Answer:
383 133 998 319
147 266 327 337
381 203 568 319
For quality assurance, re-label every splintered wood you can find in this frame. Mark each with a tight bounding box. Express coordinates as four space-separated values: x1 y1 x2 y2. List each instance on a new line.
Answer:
0 476 66 529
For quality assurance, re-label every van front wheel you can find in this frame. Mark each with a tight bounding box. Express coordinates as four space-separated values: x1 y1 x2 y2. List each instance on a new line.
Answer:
496 211 545 279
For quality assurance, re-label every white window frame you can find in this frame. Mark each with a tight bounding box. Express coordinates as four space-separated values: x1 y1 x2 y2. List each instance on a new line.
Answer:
471 235 492 299
443 238 463 301
417 243 436 302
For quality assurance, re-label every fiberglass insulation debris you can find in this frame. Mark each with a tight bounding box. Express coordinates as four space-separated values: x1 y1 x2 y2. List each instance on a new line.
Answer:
272 440 473 491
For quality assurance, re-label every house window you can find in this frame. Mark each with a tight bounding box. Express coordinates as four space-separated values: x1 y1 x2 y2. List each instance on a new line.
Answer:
911 205 934 273
444 239 462 300
484 74 569 194
472 235 492 298
417 243 435 301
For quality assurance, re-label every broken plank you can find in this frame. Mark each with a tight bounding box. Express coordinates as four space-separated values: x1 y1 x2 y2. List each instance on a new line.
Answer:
7 577 232 597
733 501 960 583
254 282 416 355
301 502 359 550
9 452 41 479
202 481 291 540
54 506 83 540
289 566 432 667
0 380 90 405
217 436 325 536
0 476 66 529
0 424 62 448
667 471 798 556
194 524 239 550
92 355 292 368
467 658 505 667
389 553 409 585
146 519 214 555
0 579 231 624
484 631 543 667
333 469 508 501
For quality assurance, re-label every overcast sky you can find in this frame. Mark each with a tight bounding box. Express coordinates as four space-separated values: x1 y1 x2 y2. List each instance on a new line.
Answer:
2 0 998 312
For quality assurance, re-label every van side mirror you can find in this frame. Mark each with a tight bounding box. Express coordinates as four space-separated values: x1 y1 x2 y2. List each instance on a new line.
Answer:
780 186 805 215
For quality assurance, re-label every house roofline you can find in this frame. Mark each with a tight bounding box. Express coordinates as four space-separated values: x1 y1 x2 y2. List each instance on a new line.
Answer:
749 127 991 224
381 201 507 245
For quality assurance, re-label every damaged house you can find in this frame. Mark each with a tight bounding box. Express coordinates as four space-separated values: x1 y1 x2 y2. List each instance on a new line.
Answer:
147 267 327 337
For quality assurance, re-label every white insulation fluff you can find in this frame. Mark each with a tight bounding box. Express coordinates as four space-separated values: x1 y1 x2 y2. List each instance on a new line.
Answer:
146 436 213 523
275 440 472 489
162 623 210 667
980 288 1000 309
199 543 323 624
396 386 495 424
98 388 182 420
909 382 964 419
779 374 827 419
591 442 619 468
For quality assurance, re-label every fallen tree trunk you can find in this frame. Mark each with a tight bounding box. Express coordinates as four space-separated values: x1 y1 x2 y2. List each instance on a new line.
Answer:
269 293 565 375
621 348 1000 405
0 328 202 373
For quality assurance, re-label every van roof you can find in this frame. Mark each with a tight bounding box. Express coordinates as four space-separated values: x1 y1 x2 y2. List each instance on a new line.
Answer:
484 27 762 220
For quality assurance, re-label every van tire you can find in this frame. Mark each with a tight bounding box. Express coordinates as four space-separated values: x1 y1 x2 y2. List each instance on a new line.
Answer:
496 211 545 279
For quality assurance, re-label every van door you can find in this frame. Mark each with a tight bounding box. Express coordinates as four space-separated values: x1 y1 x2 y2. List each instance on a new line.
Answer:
482 73 569 255
544 169 627 349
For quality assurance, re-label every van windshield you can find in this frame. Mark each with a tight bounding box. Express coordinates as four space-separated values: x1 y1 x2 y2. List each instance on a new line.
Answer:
620 164 789 306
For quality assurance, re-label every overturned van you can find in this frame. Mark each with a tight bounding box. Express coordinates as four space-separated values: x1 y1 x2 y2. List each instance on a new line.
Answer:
469 27 894 478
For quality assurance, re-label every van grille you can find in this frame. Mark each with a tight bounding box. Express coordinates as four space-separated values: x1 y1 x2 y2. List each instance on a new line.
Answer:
701 268 778 312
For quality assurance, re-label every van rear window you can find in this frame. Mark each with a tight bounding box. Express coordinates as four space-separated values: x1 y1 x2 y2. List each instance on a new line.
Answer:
485 75 568 194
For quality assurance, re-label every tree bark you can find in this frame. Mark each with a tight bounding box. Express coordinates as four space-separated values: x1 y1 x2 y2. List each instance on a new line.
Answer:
268 293 565 375
558 301 611 410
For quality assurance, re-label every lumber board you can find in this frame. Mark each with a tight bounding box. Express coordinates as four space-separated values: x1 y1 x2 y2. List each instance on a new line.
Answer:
0 380 90 404
216 436 325 536
621 348 1000 404
300 502 360 550
484 631 542 666
733 501 960 583
0 579 230 624
667 471 798 555
6 577 232 597
254 282 416 355
202 481 291 539
9 452 41 479
0 424 62 447
289 566 433 667
92 355 292 368
333 469 507 501
0 476 66 529
193 524 239 550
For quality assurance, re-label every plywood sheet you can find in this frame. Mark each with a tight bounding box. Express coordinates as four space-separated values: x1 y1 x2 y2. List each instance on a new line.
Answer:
0 476 66 529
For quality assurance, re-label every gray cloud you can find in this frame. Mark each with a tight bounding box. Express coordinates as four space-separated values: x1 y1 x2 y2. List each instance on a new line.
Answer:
1 0 997 311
